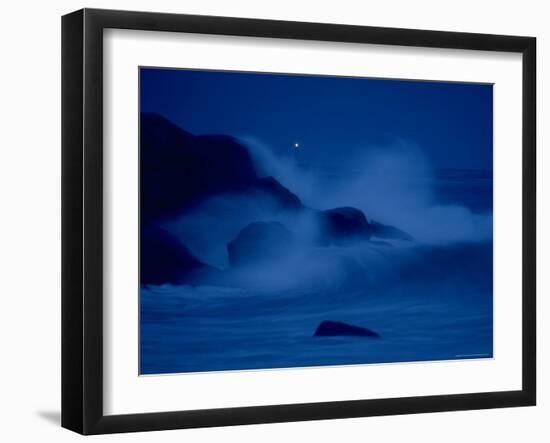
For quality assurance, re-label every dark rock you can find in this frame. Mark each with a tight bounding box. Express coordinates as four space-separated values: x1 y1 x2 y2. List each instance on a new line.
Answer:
227 221 294 268
252 176 303 211
141 225 211 285
370 221 413 241
313 320 380 338
140 113 257 222
317 207 372 245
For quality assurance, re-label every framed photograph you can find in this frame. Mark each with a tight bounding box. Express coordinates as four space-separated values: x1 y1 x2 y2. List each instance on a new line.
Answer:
62 8 536 435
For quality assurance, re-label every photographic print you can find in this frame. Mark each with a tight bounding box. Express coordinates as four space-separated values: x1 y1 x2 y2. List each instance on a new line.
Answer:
139 67 493 375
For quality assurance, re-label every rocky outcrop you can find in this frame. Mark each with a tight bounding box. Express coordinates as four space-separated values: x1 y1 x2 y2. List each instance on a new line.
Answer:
141 225 212 285
313 320 380 338
370 221 413 241
316 207 372 245
252 176 303 211
139 115 416 287
227 221 294 268
140 113 257 222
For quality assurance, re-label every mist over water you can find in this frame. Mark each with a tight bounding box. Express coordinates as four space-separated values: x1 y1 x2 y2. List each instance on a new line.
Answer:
235 137 491 243
142 136 493 374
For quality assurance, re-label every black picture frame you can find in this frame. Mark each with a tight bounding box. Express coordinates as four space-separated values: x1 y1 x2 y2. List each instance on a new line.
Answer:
62 8 536 435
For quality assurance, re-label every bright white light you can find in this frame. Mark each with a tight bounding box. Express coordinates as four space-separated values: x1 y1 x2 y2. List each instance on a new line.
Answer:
294 143 300 149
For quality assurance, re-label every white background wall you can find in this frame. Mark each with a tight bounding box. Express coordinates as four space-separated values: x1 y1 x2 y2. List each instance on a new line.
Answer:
0 0 546 441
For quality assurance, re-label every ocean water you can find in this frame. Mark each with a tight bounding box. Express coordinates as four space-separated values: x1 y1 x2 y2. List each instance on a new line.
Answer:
140 169 493 375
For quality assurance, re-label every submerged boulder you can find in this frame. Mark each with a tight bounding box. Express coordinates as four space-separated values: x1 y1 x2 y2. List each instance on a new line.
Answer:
370 221 413 241
227 221 294 268
317 207 372 245
140 113 257 222
313 320 380 338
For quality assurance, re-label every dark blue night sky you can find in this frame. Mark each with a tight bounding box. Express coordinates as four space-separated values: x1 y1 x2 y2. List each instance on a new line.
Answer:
140 67 493 171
